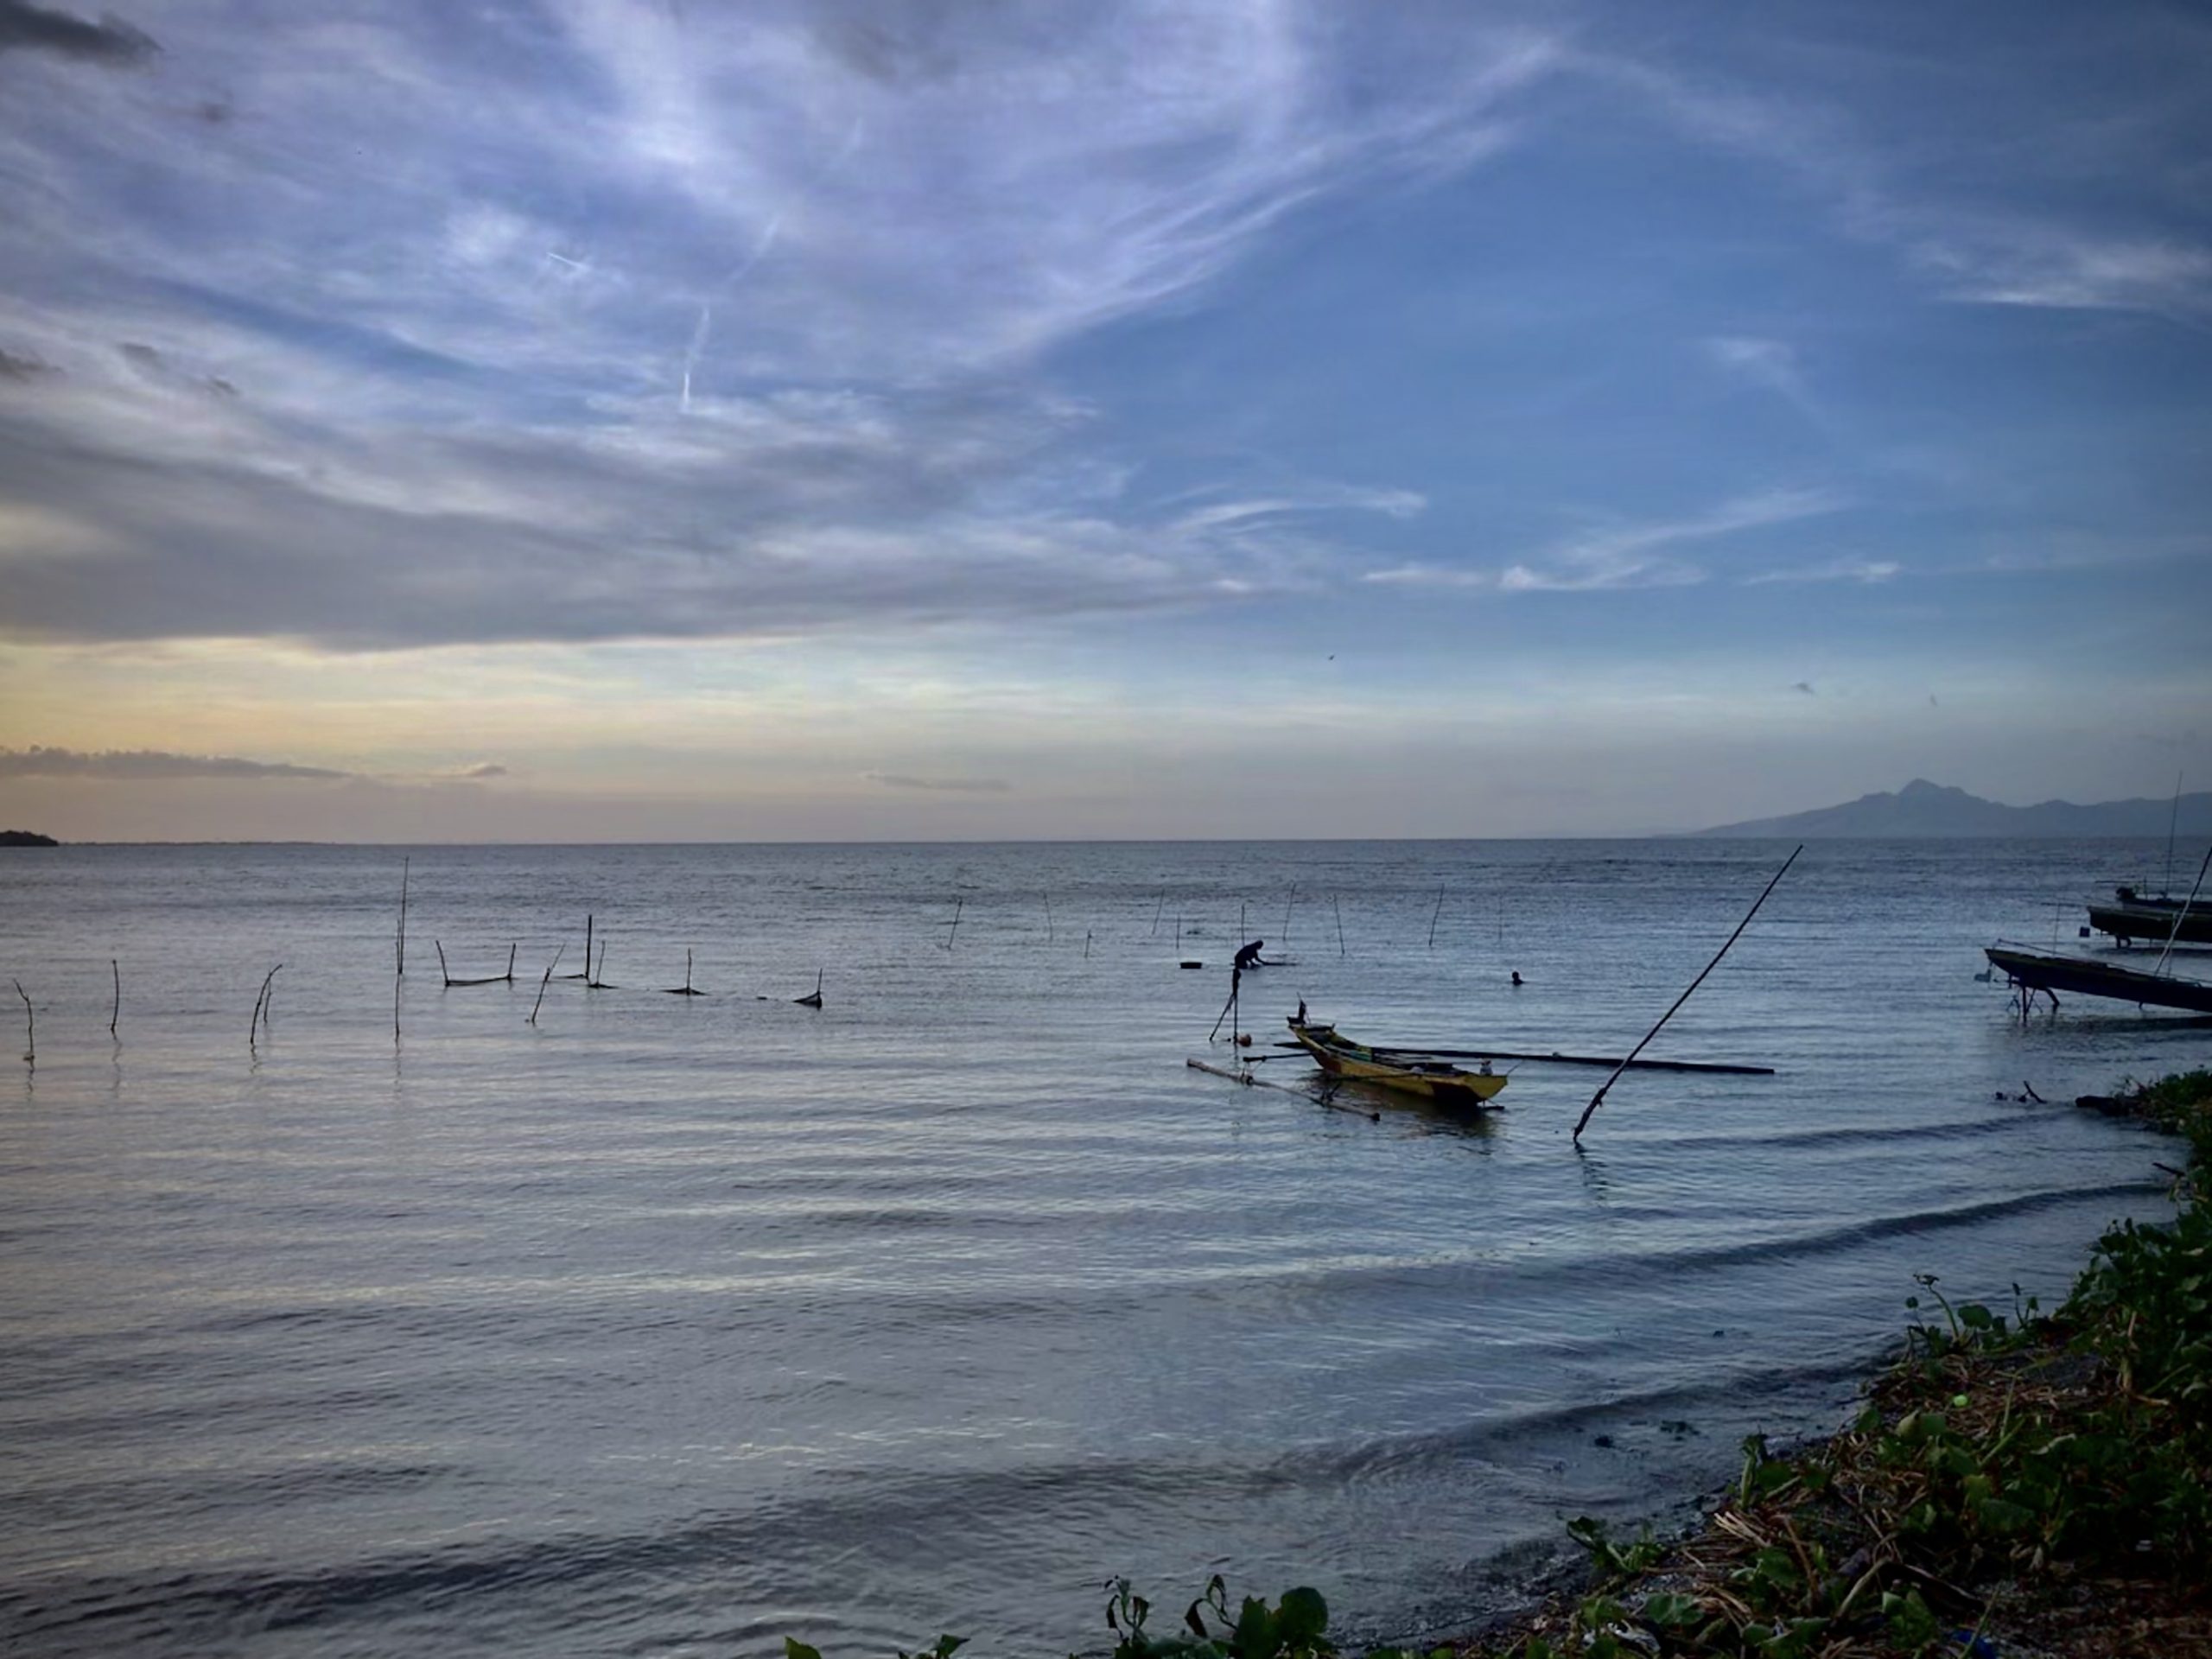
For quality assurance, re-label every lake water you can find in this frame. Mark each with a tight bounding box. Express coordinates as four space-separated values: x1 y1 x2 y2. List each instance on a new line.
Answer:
3 840 2207 1657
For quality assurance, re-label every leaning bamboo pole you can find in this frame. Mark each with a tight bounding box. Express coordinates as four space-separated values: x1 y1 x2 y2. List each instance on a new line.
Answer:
1573 845 1802 1143
251 964 283 1051
529 947 565 1026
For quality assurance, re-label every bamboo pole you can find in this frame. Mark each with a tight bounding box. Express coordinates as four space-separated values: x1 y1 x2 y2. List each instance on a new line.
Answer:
251 964 283 1050
1334 893 1345 957
944 898 963 952
1045 892 1053 944
1151 893 1165 937
435 941 451 987
1282 884 1296 948
12 979 29 1063
1427 885 1445 949
397 857 409 976
560 915 593 979
529 946 565 1026
1275 1039 1772 1075
1210 967 1242 1041
664 948 705 995
1573 845 1802 1143
110 959 119 1038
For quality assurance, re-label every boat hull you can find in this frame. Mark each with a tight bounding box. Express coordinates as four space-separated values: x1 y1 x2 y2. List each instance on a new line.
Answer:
1287 1019 1508 1104
2085 902 2212 947
1984 945 2212 1015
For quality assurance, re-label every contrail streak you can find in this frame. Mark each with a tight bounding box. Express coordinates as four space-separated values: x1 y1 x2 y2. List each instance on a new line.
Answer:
680 213 781 412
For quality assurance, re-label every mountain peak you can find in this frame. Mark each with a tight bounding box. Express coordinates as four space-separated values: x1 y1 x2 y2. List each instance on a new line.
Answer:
1696 782 2212 838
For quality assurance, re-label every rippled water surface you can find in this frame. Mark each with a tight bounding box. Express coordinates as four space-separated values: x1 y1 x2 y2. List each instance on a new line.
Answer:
3 840 2207 1656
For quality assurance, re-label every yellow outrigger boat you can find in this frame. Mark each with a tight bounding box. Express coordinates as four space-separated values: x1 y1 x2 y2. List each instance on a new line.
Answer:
1287 1016 1508 1107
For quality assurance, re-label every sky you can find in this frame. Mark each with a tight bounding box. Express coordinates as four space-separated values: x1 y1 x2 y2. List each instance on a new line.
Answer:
0 0 2207 841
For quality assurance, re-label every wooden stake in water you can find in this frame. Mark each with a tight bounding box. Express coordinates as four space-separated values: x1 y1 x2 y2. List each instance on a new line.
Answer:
397 857 409 977
1045 891 1054 944
944 897 963 951
1282 884 1296 948
1427 886 1445 949
1573 845 1802 1144
110 959 119 1039
12 978 29 1064
1333 893 1345 957
1151 893 1166 937
529 946 565 1026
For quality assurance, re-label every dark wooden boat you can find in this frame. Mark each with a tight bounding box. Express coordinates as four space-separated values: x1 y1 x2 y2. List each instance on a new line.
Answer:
1287 1016 1508 1105
1983 944 2212 1016
2086 887 2212 947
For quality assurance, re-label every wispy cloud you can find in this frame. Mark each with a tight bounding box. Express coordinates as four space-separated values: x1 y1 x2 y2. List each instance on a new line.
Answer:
1171 486 1426 536
0 744 348 780
863 771 1010 794
0 3 1548 652
1745 557 1901 586
1360 562 1490 591
1362 487 1847 594
1593 47 2212 321
1704 335 1823 423
1499 487 1846 594
1910 225 2212 316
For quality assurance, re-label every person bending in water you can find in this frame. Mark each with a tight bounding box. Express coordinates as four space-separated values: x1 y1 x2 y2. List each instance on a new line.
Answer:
1234 938 1265 970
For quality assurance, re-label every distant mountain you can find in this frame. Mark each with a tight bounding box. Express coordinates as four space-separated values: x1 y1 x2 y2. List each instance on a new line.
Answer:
0 829 59 847
1695 779 2212 838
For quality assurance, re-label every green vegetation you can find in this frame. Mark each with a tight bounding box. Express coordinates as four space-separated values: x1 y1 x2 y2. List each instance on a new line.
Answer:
787 1071 2212 1659
1477 1066 2212 1658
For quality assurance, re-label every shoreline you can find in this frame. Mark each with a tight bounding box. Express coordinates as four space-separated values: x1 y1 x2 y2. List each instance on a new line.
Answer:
1432 1070 2212 1659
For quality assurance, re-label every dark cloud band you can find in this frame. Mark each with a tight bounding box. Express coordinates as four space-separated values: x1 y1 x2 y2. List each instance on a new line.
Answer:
0 1 156 64
0 745 349 780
